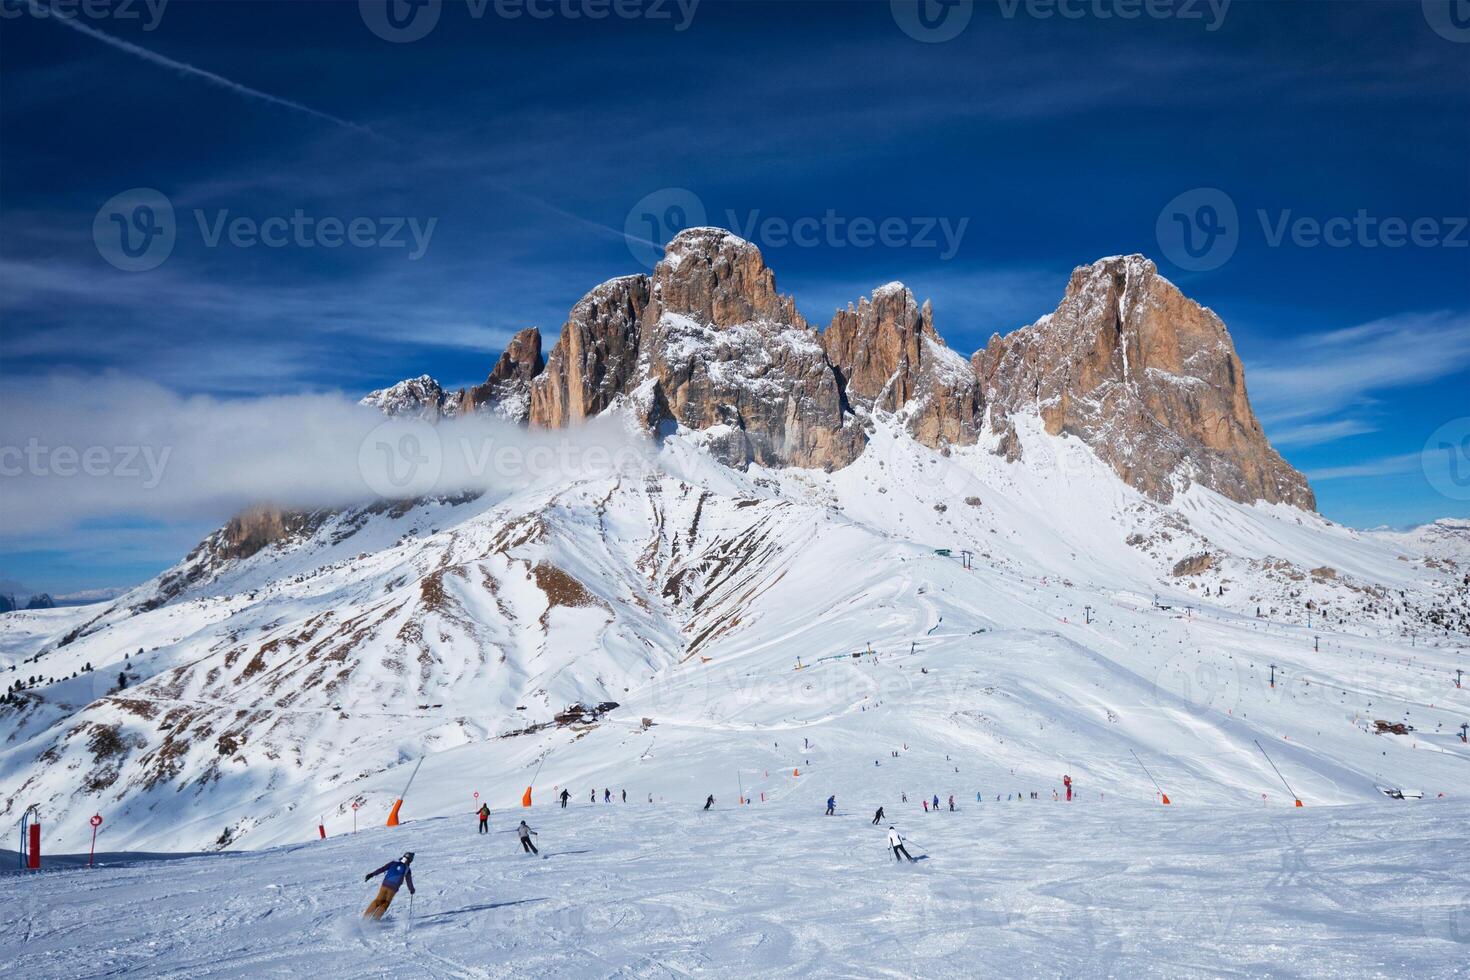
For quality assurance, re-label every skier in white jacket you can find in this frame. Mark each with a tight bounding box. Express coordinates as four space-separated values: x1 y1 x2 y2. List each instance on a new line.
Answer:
887 826 916 863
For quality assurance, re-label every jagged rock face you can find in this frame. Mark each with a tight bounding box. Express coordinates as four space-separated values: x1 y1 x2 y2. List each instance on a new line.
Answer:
823 283 980 449
973 255 1314 508
359 375 454 419
529 275 650 428
215 506 332 562
457 327 544 423
371 237 1311 508
634 229 864 470
649 226 804 329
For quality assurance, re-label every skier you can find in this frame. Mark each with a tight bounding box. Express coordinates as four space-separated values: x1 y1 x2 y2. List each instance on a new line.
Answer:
590 789 596 804
1064 775 1073 802
363 852 415 920
932 794 940 812
887 827 915 863
477 802 490 834
872 806 885 825
703 794 715 810
604 788 611 803
948 795 955 812
560 788 570 809
621 789 626 803
517 820 539 855
922 798 929 813
901 791 908 803
825 795 836 816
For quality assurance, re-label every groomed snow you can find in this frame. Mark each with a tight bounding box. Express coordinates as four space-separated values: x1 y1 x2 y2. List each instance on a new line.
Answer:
5 795 1467 977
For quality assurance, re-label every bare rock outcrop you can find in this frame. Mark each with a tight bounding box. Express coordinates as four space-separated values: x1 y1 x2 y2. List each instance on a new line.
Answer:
823 283 980 449
973 255 1314 508
456 326 544 423
369 238 1312 509
359 375 454 419
631 228 865 470
529 275 650 428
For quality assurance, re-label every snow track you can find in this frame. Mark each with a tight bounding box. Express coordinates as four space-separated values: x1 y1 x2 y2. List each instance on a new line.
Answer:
5 797 1467 978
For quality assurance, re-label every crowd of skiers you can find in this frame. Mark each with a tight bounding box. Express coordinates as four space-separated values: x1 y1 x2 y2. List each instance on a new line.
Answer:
364 773 1080 919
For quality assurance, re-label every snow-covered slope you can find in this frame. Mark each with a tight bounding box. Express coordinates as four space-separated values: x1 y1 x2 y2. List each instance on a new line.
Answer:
6 795 1468 978
2 417 1465 855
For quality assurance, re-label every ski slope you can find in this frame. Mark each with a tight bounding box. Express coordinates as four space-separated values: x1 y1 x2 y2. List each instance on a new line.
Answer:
4 796 1468 978
1 418 1466 857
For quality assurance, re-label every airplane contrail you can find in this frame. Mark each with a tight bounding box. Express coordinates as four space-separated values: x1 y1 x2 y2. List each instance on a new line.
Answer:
33 2 657 249
30 0 389 142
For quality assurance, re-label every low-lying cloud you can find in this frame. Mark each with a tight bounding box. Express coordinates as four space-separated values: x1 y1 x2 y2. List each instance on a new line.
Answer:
0 374 654 536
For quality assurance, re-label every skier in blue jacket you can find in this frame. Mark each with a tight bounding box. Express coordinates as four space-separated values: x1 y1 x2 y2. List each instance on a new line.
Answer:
363 852 415 919
825 795 837 816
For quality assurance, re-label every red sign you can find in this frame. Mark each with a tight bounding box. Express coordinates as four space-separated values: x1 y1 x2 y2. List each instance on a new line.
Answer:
90 814 103 828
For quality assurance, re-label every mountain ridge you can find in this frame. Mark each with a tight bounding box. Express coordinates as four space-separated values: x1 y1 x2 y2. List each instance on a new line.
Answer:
366 228 1311 510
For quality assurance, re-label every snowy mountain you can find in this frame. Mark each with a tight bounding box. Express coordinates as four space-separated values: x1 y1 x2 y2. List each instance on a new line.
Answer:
2 231 1466 859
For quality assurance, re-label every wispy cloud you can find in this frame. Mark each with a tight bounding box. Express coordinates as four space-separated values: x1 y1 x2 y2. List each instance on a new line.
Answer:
0 375 654 537
1267 418 1378 449
1248 311 1470 446
1305 452 1422 482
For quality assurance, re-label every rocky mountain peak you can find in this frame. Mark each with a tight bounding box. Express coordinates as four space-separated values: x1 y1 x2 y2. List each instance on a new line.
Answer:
529 275 650 429
374 235 1312 510
652 227 803 328
974 254 1315 508
822 282 981 451
823 282 932 409
458 326 544 423
359 375 453 419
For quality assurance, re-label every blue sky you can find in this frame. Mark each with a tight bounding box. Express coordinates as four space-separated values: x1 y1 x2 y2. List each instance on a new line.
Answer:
1 0 1467 594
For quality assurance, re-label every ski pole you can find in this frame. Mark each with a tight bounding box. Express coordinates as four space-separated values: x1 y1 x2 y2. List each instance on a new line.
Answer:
1254 740 1302 806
